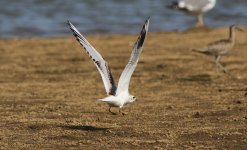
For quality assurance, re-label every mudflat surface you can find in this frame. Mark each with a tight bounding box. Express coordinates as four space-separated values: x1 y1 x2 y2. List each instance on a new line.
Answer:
0 28 246 149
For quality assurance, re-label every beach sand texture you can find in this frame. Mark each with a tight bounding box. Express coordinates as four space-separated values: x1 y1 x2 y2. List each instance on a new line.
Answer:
0 28 246 149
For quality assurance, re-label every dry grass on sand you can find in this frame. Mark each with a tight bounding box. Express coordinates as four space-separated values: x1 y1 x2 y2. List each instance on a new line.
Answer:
0 27 247 149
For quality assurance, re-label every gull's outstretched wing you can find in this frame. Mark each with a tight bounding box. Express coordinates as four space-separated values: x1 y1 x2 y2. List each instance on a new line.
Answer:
68 21 117 95
116 18 149 95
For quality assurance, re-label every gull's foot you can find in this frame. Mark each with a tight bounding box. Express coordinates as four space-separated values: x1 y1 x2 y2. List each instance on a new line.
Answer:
119 109 127 116
121 112 127 116
108 108 127 115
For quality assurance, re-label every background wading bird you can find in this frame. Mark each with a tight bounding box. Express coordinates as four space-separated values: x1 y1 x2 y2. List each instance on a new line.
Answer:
192 25 243 74
68 18 149 115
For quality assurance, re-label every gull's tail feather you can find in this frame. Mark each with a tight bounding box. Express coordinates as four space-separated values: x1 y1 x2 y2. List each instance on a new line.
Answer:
98 97 115 103
98 99 109 102
97 99 105 102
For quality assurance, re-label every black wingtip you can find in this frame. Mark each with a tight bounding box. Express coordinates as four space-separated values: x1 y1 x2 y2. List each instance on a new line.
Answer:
136 19 149 49
67 20 70 25
144 17 150 30
137 31 146 49
67 20 73 30
145 17 150 25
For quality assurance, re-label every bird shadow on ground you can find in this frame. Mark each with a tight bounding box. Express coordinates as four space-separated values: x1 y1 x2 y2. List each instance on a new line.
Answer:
58 125 110 132
180 74 212 82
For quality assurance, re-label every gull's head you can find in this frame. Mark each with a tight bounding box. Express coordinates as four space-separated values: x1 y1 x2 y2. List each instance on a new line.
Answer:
129 95 137 103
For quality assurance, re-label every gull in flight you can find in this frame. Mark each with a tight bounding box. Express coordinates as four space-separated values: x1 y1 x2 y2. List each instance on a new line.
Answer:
192 25 242 73
68 18 149 115
167 0 216 27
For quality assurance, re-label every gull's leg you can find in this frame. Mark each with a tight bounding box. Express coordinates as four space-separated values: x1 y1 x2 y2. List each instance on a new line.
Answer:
109 107 117 115
195 14 204 27
119 108 126 115
215 56 228 73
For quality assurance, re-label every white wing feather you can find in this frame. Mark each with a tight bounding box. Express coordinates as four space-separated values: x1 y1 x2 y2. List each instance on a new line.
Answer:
68 21 117 95
116 19 149 95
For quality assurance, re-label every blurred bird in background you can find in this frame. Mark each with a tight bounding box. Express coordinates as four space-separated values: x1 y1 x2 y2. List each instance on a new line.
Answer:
167 0 216 27
192 25 243 73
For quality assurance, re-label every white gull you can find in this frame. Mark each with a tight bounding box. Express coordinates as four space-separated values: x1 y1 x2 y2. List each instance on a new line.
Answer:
68 18 149 115
168 0 216 27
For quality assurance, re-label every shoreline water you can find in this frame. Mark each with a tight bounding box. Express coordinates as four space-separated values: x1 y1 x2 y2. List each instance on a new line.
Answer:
1 0 247 38
1 25 246 40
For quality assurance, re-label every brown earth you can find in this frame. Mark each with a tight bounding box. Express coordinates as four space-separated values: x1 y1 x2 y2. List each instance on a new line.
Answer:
0 27 247 149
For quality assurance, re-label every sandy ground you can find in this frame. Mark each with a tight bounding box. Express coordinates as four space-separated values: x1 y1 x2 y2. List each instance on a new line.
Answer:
0 27 247 149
